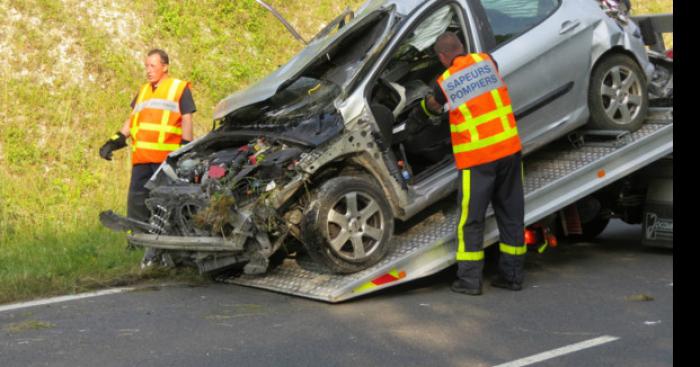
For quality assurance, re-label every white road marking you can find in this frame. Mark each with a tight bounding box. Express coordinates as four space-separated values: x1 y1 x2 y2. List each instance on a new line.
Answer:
492 335 620 367
0 287 137 313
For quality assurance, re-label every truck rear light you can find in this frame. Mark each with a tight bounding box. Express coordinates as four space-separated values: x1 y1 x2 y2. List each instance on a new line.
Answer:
525 228 538 246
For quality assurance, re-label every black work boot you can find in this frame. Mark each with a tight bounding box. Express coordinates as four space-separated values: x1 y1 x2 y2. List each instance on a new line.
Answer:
491 276 523 291
450 280 482 296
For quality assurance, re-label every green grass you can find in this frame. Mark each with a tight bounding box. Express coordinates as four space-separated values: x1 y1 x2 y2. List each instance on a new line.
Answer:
0 0 671 304
631 0 673 48
0 0 362 304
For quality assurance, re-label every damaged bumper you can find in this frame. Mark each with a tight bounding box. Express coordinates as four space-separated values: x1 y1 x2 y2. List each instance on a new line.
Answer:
126 233 246 252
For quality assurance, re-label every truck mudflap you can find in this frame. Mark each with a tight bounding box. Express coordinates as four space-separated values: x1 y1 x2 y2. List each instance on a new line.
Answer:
642 177 673 248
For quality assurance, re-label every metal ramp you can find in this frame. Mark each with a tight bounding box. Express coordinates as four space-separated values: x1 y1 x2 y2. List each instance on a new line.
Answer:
221 108 673 303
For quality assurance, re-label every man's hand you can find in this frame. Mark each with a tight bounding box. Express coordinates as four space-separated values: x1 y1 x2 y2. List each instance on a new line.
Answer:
424 95 443 116
99 132 128 161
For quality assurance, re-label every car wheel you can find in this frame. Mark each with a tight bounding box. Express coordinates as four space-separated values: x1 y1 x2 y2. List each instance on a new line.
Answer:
588 54 648 131
301 176 394 274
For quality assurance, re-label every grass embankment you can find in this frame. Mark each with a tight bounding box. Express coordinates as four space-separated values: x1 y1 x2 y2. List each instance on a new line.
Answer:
0 0 672 304
631 0 674 48
0 0 362 304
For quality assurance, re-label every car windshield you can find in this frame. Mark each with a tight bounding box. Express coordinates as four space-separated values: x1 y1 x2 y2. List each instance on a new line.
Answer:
263 77 340 120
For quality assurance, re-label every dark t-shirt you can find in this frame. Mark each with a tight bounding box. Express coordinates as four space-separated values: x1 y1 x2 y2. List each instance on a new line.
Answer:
431 54 500 106
130 85 197 115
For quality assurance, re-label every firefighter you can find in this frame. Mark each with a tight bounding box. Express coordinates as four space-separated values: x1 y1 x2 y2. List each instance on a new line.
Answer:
99 49 196 268
419 32 525 295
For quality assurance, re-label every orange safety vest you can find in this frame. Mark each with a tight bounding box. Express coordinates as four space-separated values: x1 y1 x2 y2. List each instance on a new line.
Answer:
437 53 521 169
129 77 189 165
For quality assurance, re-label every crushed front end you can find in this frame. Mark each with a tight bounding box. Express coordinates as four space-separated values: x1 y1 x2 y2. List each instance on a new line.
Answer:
101 135 308 275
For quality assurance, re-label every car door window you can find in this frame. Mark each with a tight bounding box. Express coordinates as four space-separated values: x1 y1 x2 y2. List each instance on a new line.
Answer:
479 0 560 48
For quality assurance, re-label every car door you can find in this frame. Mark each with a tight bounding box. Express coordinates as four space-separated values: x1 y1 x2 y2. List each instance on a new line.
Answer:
475 0 599 153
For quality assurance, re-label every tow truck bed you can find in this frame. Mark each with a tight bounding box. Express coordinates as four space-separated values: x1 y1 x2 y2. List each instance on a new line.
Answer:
220 107 673 302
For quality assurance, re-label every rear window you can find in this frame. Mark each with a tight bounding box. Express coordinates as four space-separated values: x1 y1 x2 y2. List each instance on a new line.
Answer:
479 0 560 48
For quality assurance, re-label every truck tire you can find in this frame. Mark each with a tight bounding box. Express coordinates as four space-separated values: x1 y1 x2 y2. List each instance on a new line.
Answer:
588 54 648 131
568 216 611 242
301 176 394 274
582 216 611 241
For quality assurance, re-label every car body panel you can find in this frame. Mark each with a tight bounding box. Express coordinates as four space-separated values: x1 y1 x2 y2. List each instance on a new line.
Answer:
106 0 653 275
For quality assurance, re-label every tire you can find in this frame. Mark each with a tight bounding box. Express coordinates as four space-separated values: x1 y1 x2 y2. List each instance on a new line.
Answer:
588 54 648 131
567 216 611 242
301 176 394 274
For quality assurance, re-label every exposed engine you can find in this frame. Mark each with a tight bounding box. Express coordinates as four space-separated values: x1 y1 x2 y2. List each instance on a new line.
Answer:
139 136 305 274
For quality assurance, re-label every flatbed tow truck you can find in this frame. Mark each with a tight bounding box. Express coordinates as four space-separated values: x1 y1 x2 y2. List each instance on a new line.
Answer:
221 14 673 303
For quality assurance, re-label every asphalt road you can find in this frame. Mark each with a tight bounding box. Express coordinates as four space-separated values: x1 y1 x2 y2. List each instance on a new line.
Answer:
0 220 673 367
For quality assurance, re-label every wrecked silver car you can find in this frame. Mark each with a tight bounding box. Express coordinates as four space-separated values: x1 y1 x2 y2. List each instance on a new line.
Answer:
101 0 658 275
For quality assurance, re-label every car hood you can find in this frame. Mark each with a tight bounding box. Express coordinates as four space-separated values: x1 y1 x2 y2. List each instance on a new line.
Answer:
213 1 401 120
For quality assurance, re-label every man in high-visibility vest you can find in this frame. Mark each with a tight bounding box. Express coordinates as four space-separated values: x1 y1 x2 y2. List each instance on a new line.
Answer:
99 49 196 268
419 32 525 295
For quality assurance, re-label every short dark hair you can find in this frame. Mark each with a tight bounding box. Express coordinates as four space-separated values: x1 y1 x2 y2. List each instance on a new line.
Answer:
147 49 169 65
434 32 464 55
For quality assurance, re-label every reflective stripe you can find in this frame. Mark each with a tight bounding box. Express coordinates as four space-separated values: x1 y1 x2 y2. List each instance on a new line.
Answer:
421 99 437 117
457 251 484 261
307 83 321 95
500 242 527 256
472 54 484 62
132 99 180 114
453 127 519 153
490 89 511 132
137 122 183 135
134 141 181 152
456 170 484 261
450 105 513 133
353 269 407 293
457 103 479 141
158 79 183 144
130 84 150 143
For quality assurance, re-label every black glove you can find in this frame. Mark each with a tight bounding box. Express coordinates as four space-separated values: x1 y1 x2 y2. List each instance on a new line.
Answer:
406 107 425 135
99 132 127 161
181 139 191 146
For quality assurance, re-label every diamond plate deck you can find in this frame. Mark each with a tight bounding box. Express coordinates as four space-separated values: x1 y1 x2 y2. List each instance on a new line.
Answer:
221 206 459 301
222 108 673 302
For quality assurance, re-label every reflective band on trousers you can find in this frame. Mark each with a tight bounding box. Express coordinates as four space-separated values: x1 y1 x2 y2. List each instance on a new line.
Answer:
457 250 485 261
456 170 485 261
500 242 526 256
